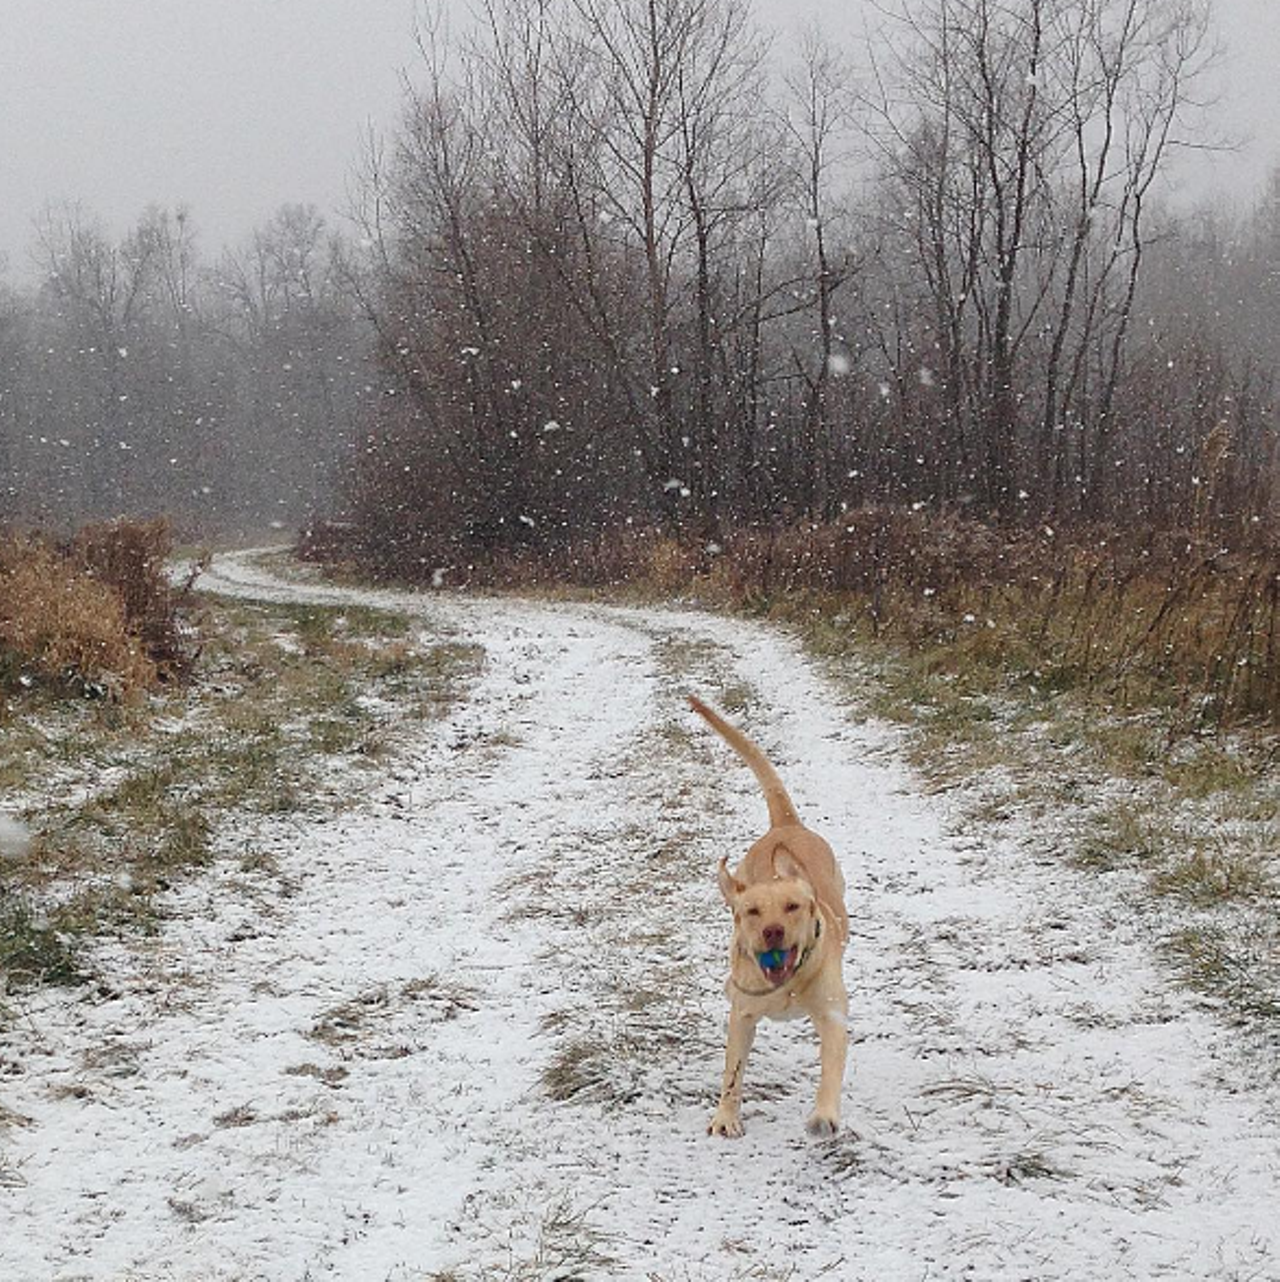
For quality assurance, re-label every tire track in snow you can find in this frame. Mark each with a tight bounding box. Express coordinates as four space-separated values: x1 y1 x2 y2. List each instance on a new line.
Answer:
2 551 1278 1281
3 554 663 1279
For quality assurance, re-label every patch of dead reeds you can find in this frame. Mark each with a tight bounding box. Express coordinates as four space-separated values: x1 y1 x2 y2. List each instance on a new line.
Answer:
315 509 1280 731
69 516 202 683
0 533 155 698
0 518 201 701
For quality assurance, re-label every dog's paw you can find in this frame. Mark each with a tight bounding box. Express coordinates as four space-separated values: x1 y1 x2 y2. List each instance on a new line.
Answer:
805 1111 839 1138
708 1110 745 1138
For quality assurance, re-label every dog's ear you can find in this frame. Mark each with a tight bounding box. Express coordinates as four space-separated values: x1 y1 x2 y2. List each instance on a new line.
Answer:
718 856 745 906
771 844 809 884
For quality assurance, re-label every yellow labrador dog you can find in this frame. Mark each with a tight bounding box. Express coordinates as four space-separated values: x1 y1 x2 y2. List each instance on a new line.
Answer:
689 696 849 1138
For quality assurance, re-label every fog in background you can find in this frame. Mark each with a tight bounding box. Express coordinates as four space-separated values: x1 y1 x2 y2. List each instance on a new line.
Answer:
1 0 1278 274
3 0 1279 546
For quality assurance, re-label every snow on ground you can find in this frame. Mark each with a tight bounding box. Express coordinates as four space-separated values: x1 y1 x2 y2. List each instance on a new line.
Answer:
2 550 1278 1280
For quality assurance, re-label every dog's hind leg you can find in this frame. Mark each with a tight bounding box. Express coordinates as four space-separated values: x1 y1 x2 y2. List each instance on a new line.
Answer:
708 1008 758 1138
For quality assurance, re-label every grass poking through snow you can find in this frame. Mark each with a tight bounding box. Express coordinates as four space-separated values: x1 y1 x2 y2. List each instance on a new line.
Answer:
0 592 483 1010
795 614 1280 1048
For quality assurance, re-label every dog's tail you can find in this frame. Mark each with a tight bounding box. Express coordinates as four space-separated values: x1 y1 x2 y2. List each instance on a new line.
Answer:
688 695 800 829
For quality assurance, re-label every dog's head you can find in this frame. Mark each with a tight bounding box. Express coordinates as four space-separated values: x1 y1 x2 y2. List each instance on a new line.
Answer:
719 846 821 988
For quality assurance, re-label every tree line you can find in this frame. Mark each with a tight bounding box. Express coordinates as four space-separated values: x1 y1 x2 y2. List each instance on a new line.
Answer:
3 0 1278 561
342 0 1276 576
0 203 367 534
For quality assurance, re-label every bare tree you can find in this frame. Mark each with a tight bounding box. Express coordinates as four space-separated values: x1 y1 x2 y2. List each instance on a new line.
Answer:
864 0 1214 519
568 0 770 529
779 27 860 520
217 204 357 521
32 204 162 514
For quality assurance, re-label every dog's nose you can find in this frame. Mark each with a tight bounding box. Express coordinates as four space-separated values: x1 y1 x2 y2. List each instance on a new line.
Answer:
762 924 785 948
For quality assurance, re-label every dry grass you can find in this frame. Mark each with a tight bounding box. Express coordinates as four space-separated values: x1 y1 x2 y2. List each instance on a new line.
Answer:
1151 848 1273 906
0 533 155 698
70 517 202 683
1164 925 1280 1025
0 589 483 1009
0 518 201 701
426 1193 618 1282
0 902 86 993
308 976 480 1051
313 511 1280 732
701 517 1280 735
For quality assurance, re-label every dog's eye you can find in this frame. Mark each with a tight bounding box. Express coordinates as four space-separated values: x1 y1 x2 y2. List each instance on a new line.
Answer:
745 907 761 917
785 902 800 913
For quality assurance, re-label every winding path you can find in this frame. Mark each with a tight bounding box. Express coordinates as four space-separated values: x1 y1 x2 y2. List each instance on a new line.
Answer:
2 551 1277 1280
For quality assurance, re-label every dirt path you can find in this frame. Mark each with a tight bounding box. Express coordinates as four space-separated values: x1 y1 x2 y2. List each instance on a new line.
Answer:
2 551 1277 1280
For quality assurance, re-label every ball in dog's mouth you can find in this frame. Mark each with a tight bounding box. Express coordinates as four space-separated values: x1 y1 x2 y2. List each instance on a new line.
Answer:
756 945 799 985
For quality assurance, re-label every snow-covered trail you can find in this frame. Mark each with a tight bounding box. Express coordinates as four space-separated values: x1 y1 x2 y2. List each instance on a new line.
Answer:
2 550 1278 1281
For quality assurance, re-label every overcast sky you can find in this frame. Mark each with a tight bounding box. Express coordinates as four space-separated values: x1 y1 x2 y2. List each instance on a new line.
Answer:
1 0 1277 281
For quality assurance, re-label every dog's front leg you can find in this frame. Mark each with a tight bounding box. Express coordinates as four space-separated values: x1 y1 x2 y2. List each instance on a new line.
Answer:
708 1006 757 1138
806 1006 848 1136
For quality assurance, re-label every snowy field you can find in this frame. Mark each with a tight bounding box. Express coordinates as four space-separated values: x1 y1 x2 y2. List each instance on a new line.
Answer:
2 550 1278 1280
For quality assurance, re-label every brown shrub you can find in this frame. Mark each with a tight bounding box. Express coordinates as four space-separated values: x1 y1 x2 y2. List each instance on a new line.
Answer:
296 519 360 567
714 519 1280 731
69 517 197 682
304 505 1279 730
0 534 156 697
0 518 199 699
